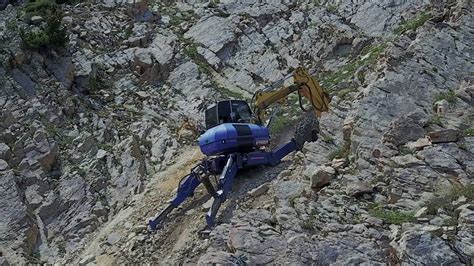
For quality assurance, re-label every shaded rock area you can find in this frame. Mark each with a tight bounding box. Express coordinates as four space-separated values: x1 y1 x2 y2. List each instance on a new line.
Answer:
0 0 472 264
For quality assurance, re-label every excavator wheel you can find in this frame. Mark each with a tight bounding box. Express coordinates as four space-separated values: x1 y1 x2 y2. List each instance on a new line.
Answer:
294 114 320 150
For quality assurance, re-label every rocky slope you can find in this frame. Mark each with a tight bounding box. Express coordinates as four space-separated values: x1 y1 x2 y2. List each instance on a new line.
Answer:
0 0 473 264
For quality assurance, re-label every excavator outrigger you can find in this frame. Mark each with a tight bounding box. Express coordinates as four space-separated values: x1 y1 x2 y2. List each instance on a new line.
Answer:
148 67 331 232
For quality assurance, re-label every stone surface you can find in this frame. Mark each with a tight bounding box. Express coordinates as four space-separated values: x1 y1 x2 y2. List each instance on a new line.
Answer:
0 0 472 264
248 184 269 198
427 129 462 143
394 231 462 265
306 166 336 189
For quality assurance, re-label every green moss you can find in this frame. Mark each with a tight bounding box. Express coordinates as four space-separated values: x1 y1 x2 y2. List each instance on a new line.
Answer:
394 11 431 35
435 90 457 104
369 206 415 225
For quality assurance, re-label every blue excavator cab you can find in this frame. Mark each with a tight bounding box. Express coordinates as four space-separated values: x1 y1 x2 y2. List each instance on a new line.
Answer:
199 100 270 156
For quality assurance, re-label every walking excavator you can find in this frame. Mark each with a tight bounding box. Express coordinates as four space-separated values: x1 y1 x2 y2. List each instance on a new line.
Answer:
148 67 331 232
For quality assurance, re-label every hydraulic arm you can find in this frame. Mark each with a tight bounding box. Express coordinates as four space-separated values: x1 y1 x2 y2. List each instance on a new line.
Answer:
252 67 331 123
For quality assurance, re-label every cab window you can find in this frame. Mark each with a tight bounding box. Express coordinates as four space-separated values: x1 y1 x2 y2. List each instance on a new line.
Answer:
205 106 218 129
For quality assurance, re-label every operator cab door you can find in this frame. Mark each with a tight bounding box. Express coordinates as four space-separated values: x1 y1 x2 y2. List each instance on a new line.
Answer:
205 100 252 129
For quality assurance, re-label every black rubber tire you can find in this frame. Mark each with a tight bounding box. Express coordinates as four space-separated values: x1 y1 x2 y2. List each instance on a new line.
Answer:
0 0 9 10
294 113 320 150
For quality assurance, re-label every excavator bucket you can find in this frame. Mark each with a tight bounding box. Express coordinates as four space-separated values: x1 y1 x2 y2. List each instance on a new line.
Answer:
293 67 331 117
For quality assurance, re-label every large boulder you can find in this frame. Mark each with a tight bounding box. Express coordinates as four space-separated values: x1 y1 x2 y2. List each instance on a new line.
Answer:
393 231 462 264
305 166 336 189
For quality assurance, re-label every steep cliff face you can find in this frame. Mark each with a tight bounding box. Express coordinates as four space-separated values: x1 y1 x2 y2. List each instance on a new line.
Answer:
0 0 472 264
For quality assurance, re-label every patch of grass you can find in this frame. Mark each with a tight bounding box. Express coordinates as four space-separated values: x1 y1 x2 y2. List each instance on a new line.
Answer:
321 134 334 144
336 87 355 99
98 142 114 152
428 115 443 126
215 84 245 99
45 123 58 137
394 11 431 35
321 43 386 89
457 143 467 150
452 184 474 200
288 195 299 208
88 73 113 94
326 4 337 12
443 217 458 226
462 128 474 137
369 205 415 225
425 184 474 215
270 114 293 136
301 213 318 232
399 146 415 155
327 141 350 161
6 20 18 31
59 135 74 149
435 90 457 104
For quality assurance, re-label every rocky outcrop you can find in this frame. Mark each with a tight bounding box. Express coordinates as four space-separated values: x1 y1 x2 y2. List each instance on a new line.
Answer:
0 0 472 264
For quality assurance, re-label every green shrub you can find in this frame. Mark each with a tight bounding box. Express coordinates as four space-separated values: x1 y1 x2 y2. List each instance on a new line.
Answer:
20 9 68 49
25 0 57 14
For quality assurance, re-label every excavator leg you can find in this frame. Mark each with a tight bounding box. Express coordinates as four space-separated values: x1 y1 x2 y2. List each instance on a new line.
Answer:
148 172 201 230
205 155 238 228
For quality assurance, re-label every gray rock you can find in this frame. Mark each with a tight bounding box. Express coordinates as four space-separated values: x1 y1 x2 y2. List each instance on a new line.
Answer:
0 159 8 171
201 198 213 211
78 255 95 265
30 15 43 25
404 137 432 151
107 232 122 245
390 154 425 168
394 231 461 265
96 149 107 159
427 129 462 143
383 112 426 147
248 183 269 198
197 250 244 265
305 166 335 189
184 16 237 54
45 56 75 89
414 207 428 218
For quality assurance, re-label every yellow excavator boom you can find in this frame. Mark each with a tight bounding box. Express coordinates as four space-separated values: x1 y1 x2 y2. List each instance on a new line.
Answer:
252 67 331 122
